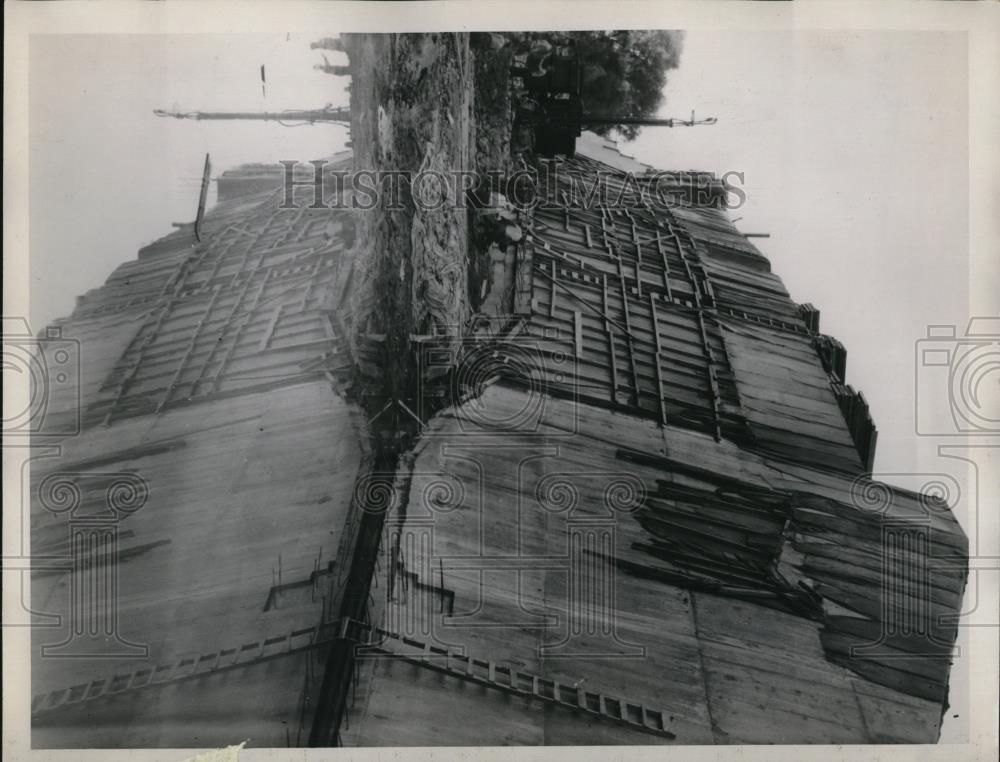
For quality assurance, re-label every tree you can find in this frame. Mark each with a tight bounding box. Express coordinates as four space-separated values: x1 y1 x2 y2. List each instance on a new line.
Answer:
511 30 685 141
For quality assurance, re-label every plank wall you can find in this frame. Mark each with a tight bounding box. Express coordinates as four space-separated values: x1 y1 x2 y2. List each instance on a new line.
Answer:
30 162 366 747
343 385 964 745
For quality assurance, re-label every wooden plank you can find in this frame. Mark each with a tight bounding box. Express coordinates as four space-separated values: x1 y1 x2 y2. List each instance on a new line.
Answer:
298 260 321 312
530 242 699 304
194 153 212 243
617 258 642 407
692 310 722 441
632 222 643 298
549 259 557 318
513 239 534 315
211 269 271 392
819 631 952 681
154 290 221 412
259 303 285 352
602 274 619 404
573 311 583 359
654 355 668 425
824 650 947 704
649 292 663 355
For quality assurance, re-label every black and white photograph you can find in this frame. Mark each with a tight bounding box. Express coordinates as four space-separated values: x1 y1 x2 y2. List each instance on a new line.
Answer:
3 2 998 760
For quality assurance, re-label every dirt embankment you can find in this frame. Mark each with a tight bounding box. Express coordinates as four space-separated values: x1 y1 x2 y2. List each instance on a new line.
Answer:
307 35 517 745
343 33 475 403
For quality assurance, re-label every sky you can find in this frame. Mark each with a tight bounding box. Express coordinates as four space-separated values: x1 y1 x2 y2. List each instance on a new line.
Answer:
628 33 971 740
28 30 974 740
28 32 971 477
630 30 970 474
29 33 347 332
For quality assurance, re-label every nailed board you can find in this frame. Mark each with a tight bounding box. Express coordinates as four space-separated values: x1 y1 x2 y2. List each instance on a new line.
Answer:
345 385 962 745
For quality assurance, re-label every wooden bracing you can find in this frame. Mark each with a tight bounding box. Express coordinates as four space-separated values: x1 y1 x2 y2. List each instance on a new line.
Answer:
518 192 749 442
507 152 877 471
80 180 352 428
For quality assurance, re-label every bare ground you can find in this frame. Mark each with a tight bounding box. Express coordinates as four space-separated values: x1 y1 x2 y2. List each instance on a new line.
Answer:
340 33 514 404
342 33 473 402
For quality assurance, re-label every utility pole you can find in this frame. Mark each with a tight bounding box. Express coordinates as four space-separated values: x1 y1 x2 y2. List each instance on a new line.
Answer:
525 103 718 157
568 112 717 129
154 106 350 124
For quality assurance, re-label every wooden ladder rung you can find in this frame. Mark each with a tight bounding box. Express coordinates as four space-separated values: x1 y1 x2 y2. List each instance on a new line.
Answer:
239 641 262 661
608 697 624 719
152 664 173 683
652 709 667 731
48 689 68 709
573 311 583 359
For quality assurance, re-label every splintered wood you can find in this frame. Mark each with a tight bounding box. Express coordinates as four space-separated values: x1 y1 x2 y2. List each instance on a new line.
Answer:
504 152 876 473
